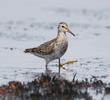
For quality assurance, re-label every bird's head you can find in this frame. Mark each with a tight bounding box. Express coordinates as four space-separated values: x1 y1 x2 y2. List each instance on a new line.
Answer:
58 22 75 36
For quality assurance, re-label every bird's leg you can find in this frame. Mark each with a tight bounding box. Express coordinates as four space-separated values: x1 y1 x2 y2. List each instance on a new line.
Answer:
45 62 48 74
58 58 61 74
46 63 48 71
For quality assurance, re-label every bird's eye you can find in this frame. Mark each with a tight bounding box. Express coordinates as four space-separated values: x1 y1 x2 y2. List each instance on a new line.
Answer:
62 26 65 28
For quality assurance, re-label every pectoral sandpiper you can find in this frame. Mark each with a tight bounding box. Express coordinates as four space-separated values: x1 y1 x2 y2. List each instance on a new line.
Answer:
24 22 75 73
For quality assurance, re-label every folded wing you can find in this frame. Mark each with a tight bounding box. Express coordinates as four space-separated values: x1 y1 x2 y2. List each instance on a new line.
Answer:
24 38 57 55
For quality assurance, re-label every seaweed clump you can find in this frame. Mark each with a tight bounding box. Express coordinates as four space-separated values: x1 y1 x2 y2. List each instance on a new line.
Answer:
0 73 107 100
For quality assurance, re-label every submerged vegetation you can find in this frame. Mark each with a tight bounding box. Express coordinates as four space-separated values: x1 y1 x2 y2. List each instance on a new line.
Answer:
0 73 110 100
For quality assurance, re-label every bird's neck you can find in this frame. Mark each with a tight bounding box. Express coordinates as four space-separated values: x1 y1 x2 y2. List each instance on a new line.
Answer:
57 30 67 41
57 30 66 37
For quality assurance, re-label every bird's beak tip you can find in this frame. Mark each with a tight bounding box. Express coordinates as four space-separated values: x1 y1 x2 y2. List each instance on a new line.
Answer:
67 29 75 37
72 33 75 36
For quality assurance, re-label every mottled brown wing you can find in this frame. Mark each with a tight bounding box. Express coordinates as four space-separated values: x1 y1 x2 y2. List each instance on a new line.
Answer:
24 38 57 55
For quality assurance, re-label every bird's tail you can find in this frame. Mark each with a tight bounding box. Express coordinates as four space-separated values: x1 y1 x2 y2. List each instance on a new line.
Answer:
24 48 33 53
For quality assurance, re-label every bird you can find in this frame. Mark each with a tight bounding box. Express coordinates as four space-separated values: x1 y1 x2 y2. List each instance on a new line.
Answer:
24 22 75 73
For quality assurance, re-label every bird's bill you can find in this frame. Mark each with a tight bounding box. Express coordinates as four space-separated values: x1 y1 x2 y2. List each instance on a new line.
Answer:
67 28 75 36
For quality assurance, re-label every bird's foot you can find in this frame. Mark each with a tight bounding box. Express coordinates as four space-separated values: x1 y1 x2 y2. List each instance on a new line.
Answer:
60 60 77 71
60 60 77 66
45 68 52 74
